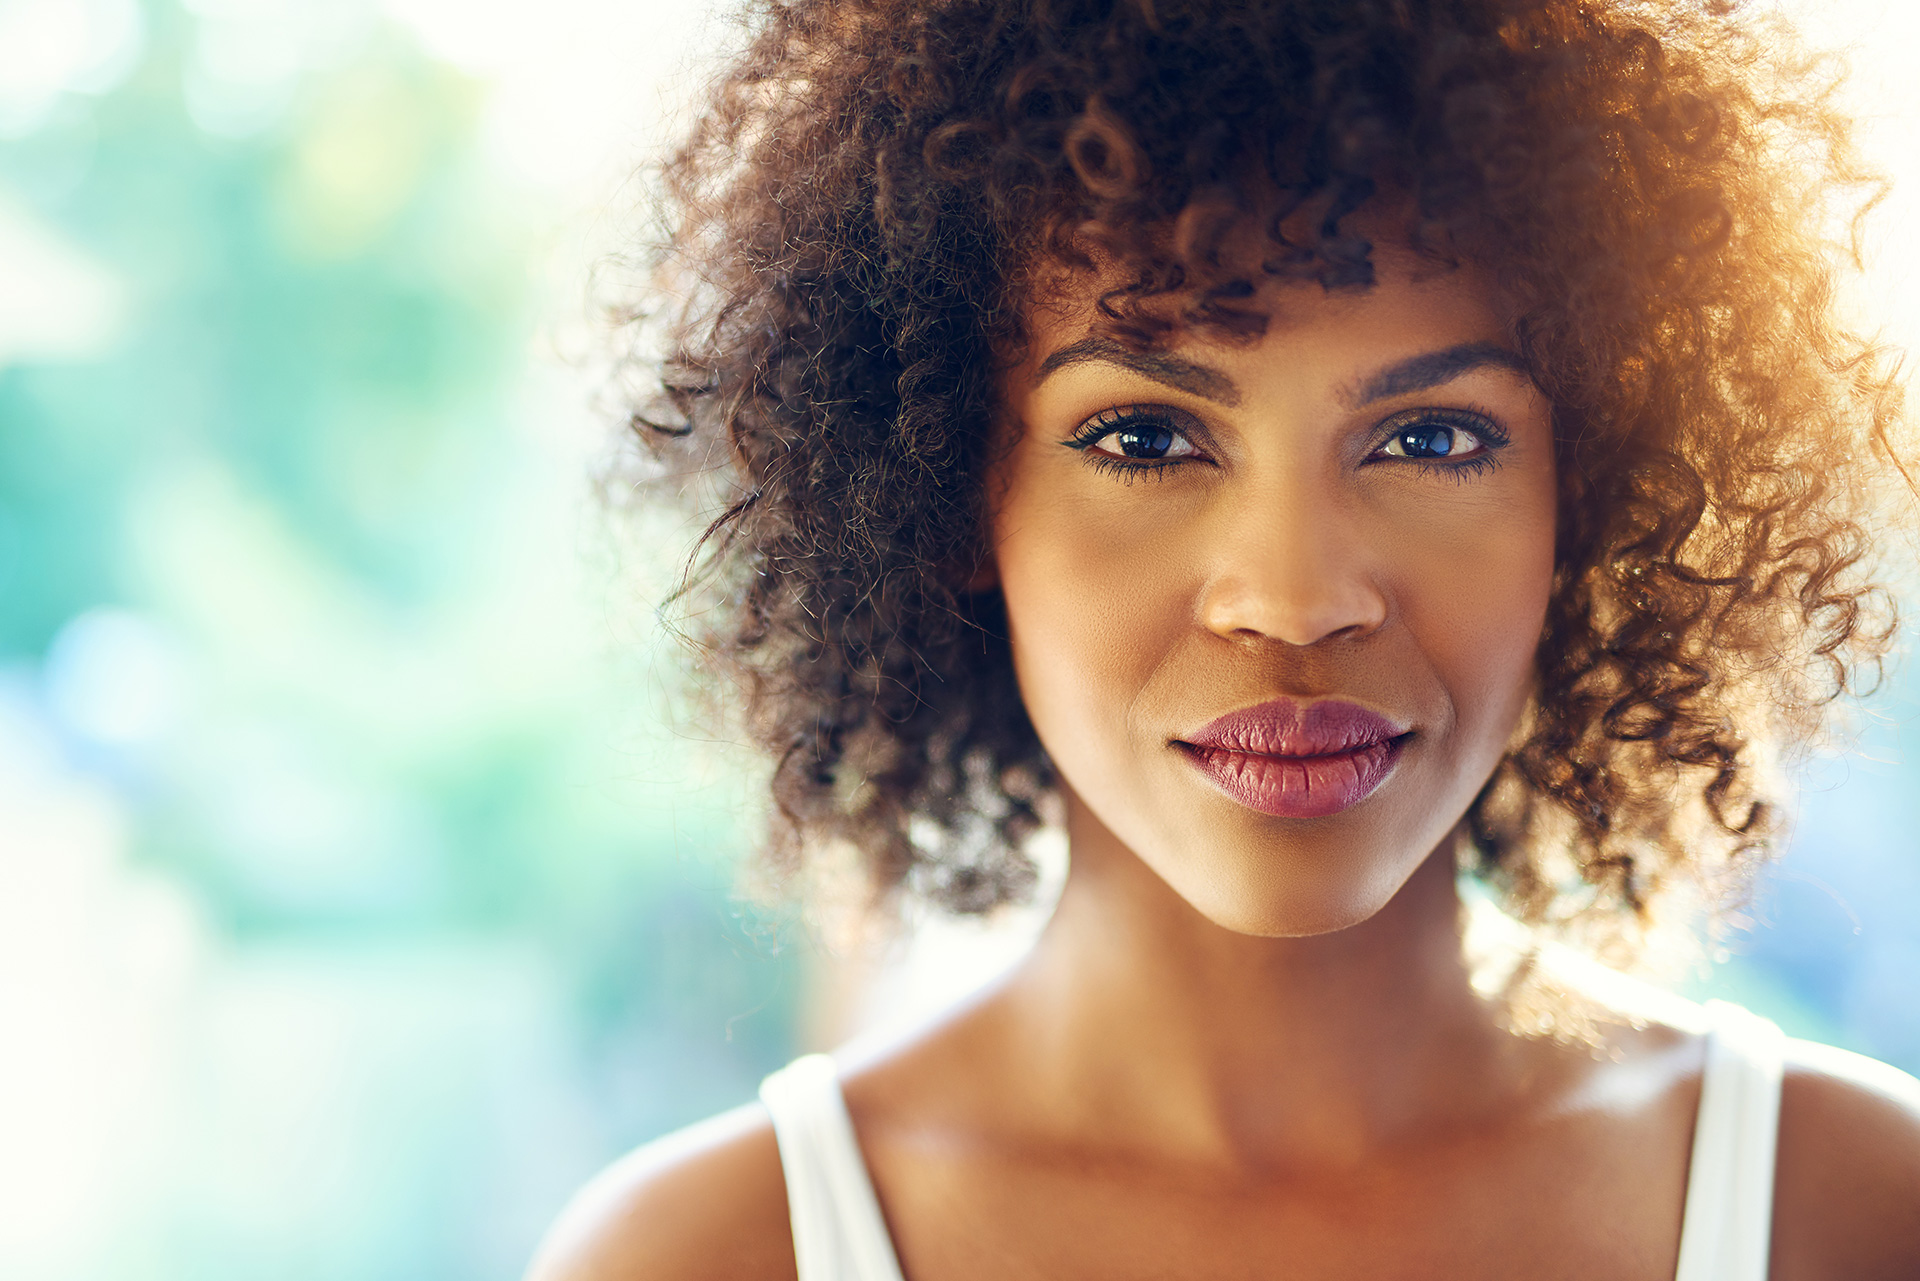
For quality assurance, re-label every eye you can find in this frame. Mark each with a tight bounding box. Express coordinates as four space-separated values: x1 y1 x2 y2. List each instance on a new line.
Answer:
1381 422 1482 459
1368 409 1506 465
1066 405 1205 465
1090 422 1199 460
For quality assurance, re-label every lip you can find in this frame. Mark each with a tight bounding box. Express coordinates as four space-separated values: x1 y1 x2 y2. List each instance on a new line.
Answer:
1175 698 1412 819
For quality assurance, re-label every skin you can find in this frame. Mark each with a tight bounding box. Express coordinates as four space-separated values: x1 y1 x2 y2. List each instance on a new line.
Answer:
991 261 1553 939
528 256 1920 1281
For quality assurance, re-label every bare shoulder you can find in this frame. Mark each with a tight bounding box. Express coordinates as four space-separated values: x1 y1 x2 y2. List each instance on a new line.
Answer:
524 1103 796 1281
1772 1039 1920 1281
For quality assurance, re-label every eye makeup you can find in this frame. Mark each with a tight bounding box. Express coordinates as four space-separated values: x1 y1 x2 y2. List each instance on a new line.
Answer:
1363 406 1511 480
1061 404 1211 480
1060 401 1514 481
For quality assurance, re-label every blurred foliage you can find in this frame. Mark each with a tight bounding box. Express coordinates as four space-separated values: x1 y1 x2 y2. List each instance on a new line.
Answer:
0 3 800 1278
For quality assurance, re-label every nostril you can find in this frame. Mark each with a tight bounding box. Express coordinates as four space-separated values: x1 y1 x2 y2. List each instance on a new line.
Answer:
1200 575 1390 649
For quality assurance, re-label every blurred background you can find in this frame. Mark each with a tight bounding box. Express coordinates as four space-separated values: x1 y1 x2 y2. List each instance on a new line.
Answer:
0 1 1914 1277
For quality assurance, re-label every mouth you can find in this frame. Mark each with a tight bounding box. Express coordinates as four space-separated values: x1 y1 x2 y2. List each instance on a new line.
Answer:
1174 698 1412 819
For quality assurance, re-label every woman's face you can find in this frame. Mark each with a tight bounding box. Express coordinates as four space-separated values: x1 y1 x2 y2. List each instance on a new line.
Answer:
989 255 1557 936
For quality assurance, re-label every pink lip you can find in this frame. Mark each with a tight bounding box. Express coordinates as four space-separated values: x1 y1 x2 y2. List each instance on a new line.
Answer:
1176 699 1411 819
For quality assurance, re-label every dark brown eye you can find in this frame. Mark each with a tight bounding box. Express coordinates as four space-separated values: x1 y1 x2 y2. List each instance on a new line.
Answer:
1371 409 1504 463
1110 425 1176 458
1386 423 1477 458
1082 419 1199 461
1064 404 1207 471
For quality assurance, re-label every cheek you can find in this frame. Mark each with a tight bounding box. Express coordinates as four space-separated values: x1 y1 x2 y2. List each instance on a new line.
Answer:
1388 482 1557 752
990 465 1193 779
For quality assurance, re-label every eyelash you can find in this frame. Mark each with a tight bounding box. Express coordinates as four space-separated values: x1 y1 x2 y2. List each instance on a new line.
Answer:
1061 405 1205 483
1369 406 1512 482
1060 404 1512 481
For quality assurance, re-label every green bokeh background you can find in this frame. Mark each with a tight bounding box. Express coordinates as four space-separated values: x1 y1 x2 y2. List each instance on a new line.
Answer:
1 3 803 1277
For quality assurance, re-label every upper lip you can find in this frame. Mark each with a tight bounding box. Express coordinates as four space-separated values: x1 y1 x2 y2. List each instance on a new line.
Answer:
1179 698 1410 757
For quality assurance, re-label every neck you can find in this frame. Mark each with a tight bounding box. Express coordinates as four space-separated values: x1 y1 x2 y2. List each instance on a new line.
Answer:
992 793 1531 1171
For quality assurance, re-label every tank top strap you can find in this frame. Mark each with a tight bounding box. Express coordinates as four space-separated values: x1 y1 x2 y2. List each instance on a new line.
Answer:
759 1054 908 1281
1673 999 1787 1281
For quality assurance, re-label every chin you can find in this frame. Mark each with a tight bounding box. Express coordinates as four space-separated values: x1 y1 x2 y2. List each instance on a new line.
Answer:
1153 829 1421 939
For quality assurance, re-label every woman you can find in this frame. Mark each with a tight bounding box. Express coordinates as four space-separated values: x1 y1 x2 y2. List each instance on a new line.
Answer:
533 0 1920 1276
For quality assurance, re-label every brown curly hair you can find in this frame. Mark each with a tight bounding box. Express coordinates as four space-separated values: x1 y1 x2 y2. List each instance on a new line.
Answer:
625 0 1909 958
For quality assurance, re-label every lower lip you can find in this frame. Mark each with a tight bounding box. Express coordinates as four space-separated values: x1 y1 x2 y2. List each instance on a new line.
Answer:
1180 736 1409 819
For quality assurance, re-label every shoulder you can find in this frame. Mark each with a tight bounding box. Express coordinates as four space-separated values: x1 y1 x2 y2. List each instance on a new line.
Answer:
1772 1038 1920 1280
524 1102 796 1281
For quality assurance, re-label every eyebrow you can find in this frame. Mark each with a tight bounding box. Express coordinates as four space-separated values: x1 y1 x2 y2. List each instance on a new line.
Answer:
1034 337 1242 406
1031 335 1532 410
1347 341 1531 407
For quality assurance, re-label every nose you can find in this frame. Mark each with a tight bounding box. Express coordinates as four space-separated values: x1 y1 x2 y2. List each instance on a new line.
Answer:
1196 482 1390 648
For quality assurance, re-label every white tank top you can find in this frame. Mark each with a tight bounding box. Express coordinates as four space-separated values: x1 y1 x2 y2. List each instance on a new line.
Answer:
759 999 1786 1281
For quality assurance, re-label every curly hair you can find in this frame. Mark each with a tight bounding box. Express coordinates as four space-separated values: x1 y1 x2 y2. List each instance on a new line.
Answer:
625 0 1908 959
